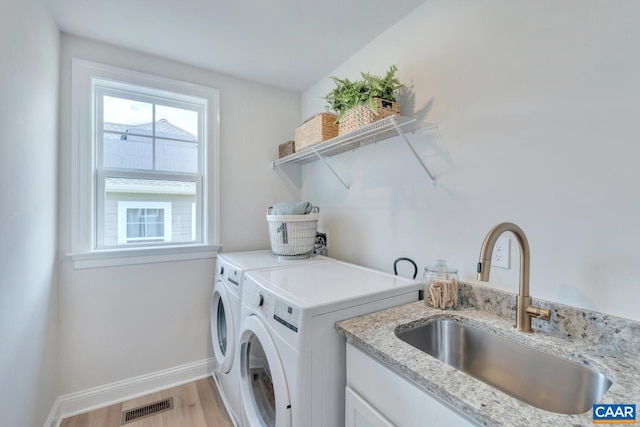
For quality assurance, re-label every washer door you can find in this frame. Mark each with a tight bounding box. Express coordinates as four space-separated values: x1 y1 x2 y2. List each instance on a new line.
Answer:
239 315 291 427
211 280 235 374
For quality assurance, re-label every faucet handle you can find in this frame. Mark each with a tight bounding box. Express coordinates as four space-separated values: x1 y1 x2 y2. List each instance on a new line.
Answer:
526 305 550 321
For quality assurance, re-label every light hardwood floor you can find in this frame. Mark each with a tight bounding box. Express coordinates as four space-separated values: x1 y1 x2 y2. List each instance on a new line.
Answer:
60 377 235 427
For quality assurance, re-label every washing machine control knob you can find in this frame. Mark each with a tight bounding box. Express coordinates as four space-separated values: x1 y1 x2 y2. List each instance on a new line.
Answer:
253 292 264 308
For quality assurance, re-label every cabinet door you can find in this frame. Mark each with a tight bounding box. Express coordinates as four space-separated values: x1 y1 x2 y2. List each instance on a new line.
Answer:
347 344 478 427
346 386 395 427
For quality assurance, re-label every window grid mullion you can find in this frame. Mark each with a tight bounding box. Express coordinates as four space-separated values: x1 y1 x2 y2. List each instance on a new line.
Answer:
105 129 195 144
101 168 200 182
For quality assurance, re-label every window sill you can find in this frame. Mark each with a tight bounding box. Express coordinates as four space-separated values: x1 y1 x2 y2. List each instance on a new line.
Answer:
67 244 222 269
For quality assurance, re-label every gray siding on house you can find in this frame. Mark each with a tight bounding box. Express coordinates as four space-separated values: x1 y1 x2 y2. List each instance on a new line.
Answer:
104 192 195 245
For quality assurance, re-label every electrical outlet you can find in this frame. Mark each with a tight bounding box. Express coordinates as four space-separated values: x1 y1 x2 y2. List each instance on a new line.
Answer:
492 237 510 269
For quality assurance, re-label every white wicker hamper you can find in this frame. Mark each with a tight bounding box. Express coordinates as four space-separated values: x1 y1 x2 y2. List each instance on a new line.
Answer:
266 206 319 257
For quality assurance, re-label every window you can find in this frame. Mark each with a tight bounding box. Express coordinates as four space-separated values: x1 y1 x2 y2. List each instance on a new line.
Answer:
117 201 172 244
95 84 203 249
70 59 220 268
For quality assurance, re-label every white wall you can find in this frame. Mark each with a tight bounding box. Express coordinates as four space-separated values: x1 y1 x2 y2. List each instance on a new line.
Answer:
301 0 640 321
0 0 60 426
58 35 301 394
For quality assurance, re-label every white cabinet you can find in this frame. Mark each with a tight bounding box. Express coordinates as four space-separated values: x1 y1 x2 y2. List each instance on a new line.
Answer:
346 387 395 427
346 343 478 427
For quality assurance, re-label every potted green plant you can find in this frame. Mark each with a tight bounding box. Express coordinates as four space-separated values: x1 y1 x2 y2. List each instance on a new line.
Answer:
323 65 403 134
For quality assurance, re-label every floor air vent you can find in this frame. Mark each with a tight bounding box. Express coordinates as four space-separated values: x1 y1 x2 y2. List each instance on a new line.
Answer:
121 397 174 425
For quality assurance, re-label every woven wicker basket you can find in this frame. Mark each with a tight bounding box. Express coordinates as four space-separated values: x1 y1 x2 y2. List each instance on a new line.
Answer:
278 140 295 158
295 113 339 152
338 98 400 135
266 207 319 257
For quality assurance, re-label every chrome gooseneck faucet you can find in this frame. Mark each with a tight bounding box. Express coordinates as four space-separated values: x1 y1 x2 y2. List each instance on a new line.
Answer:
477 222 550 332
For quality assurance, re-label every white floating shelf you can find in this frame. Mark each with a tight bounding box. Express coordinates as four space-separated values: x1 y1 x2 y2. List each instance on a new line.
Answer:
271 115 438 189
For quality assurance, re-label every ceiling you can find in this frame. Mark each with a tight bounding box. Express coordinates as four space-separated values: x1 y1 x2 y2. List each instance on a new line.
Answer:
45 0 427 92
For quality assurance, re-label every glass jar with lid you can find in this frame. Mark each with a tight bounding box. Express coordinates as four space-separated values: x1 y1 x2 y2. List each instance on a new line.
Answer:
423 259 458 309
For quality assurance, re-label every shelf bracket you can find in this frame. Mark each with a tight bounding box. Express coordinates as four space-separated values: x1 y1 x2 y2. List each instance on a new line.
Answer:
390 116 436 188
310 145 350 189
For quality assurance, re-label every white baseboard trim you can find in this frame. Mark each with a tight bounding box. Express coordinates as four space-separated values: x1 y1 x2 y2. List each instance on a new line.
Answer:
44 398 60 427
48 357 215 426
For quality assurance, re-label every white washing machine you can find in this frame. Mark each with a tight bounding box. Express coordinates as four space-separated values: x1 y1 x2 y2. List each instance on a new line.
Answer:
238 261 422 427
211 250 334 426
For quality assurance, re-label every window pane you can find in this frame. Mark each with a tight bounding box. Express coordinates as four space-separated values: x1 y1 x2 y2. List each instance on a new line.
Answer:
107 178 197 246
156 105 198 140
143 209 164 237
103 132 153 170
126 208 165 240
102 101 198 172
103 96 152 125
126 209 143 238
156 139 198 173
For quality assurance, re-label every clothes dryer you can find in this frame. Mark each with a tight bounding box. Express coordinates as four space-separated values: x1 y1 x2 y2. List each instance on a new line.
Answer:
211 250 333 426
238 261 422 427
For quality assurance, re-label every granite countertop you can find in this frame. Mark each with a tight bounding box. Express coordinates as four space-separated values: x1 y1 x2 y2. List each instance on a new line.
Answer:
336 283 640 427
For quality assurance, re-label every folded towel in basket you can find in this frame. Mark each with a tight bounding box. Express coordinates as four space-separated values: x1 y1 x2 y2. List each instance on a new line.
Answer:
271 201 313 215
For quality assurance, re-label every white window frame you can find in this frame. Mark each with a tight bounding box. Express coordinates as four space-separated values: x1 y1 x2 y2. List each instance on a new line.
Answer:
68 59 221 269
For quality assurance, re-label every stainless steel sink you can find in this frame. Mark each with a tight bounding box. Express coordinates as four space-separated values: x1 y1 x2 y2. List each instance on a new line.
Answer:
395 318 612 415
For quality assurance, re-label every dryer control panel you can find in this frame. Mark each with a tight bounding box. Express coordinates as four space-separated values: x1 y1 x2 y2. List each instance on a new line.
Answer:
274 299 300 333
226 267 241 294
243 276 301 335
